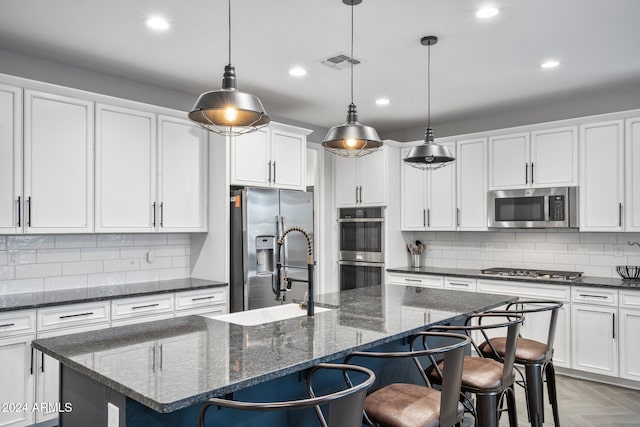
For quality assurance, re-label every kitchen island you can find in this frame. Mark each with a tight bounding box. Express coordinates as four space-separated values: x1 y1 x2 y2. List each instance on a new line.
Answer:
32 285 516 427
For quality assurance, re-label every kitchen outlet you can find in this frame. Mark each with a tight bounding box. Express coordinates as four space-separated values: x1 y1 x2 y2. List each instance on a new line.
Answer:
146 250 154 264
107 402 119 427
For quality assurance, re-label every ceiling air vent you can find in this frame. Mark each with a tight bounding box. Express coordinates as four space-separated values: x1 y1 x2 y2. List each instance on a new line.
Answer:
320 53 362 70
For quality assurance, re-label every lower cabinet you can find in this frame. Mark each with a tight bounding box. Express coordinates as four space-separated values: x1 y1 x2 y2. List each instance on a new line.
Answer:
619 289 640 381
571 304 618 376
0 333 35 427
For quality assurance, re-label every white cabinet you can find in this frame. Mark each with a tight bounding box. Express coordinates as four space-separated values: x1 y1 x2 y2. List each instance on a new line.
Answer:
0 83 22 235
0 334 35 427
625 117 640 231
488 126 577 190
95 104 157 232
400 143 455 230
571 286 618 376
96 106 208 233
336 148 388 207
173 288 227 316
444 277 476 292
579 120 624 231
618 290 640 381
230 123 311 191
456 138 487 231
23 90 94 233
386 272 443 289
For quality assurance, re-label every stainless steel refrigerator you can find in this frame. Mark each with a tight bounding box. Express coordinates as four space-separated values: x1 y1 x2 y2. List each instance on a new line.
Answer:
229 187 314 312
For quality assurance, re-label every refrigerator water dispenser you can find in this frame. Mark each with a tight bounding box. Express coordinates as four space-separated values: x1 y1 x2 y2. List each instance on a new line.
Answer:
255 236 275 275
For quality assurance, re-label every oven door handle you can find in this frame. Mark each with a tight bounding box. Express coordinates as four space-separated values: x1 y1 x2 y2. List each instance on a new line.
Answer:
337 218 384 223
338 260 385 267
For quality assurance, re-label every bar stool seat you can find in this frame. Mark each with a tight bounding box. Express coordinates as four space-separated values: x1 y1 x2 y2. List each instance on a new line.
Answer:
429 356 514 391
364 383 464 427
479 337 548 363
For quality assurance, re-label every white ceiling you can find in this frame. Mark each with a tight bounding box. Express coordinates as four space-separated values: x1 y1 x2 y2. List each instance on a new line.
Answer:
1 0 639 133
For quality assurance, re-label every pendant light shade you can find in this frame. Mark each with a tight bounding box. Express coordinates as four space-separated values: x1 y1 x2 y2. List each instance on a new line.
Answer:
322 0 382 158
189 0 270 136
404 36 455 170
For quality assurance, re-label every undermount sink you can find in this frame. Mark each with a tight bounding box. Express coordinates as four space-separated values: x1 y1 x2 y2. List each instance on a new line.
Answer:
203 303 332 326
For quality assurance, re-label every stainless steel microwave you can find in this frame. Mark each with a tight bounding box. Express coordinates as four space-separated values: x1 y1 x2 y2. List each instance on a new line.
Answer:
488 187 578 228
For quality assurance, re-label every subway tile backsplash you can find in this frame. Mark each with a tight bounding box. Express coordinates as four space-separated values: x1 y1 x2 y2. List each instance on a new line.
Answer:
407 231 640 278
0 234 191 294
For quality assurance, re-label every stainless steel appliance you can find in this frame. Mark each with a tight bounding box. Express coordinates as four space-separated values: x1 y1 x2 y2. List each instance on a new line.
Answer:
338 207 384 290
229 187 314 312
488 186 578 229
481 267 583 282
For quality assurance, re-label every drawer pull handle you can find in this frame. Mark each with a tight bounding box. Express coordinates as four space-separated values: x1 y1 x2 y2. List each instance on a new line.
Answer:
404 278 422 283
449 283 469 287
191 296 216 302
0 323 15 328
132 303 160 310
59 312 93 319
578 294 608 299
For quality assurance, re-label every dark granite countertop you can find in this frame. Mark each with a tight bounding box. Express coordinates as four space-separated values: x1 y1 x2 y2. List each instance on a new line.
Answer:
0 278 228 312
32 285 516 413
386 266 640 290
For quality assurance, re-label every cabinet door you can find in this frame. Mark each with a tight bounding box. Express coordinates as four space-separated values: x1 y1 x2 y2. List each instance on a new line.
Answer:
530 126 578 187
579 120 624 231
95 104 156 232
230 128 270 187
456 138 487 230
488 132 529 189
625 117 640 231
571 304 618 376
24 90 94 233
335 155 359 207
359 149 387 206
427 141 456 230
619 308 640 381
270 127 306 190
158 115 208 232
401 148 427 230
0 334 35 427
0 84 22 234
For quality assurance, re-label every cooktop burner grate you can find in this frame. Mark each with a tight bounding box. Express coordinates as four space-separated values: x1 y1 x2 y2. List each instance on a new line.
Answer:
480 267 583 281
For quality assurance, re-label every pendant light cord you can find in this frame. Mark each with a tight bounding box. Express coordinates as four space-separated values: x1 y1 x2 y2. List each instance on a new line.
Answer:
228 0 232 65
427 42 431 127
350 2 354 105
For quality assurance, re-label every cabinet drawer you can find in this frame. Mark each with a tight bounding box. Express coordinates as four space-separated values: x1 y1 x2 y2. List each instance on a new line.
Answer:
0 310 36 337
444 277 477 292
37 301 110 332
572 287 618 306
111 294 174 320
477 280 570 302
386 273 443 289
175 288 227 312
619 290 640 309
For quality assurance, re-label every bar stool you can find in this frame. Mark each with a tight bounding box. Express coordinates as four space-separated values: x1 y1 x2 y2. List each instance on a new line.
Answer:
480 300 563 427
422 313 523 427
198 363 375 427
345 331 471 427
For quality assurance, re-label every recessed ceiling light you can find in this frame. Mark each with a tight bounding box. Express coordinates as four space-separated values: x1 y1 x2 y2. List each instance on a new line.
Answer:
289 67 307 77
375 98 390 106
146 16 170 31
476 6 499 18
540 60 560 69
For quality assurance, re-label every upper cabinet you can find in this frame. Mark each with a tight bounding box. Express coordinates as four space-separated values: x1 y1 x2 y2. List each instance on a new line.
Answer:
335 148 388 207
23 90 94 234
230 123 311 191
95 104 208 233
488 126 577 190
400 143 456 230
0 83 22 235
580 120 624 232
626 117 640 232
456 138 487 231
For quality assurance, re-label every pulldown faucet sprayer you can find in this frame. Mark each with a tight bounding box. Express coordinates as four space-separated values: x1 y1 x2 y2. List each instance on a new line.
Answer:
276 226 315 317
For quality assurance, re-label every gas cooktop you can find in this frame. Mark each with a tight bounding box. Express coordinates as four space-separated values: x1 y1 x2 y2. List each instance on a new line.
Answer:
480 267 583 282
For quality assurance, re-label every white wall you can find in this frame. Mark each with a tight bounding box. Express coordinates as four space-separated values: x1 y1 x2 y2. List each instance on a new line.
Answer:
0 234 191 294
399 230 640 279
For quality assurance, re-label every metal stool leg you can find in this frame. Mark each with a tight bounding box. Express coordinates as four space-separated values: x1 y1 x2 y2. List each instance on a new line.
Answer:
505 386 518 427
545 362 560 427
524 364 544 427
475 393 498 427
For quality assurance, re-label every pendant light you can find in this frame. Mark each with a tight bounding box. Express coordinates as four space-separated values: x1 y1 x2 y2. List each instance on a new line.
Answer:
322 0 382 158
404 36 455 170
188 0 270 136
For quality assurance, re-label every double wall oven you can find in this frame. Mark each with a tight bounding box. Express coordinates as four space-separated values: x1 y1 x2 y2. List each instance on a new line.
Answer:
338 207 384 291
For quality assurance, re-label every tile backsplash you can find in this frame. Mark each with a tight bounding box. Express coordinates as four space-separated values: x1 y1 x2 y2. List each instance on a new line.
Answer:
0 234 191 294
406 231 640 278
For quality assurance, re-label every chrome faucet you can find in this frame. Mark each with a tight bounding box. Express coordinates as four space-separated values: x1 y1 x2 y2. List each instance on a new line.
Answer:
276 226 315 317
